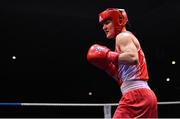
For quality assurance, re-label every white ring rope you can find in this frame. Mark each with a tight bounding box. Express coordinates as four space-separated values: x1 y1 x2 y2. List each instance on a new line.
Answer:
1 101 179 118
0 101 180 106
20 101 180 106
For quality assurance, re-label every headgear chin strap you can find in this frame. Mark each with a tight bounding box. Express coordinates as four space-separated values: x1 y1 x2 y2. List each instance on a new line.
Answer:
99 8 128 36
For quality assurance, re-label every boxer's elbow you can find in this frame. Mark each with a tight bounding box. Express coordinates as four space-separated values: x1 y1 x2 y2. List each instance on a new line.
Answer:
127 53 139 65
118 52 139 65
131 56 139 65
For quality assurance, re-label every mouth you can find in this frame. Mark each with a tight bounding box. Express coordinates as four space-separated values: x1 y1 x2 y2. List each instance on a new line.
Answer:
105 30 109 34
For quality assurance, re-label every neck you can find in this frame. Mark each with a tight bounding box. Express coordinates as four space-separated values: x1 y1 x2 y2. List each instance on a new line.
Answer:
121 27 126 32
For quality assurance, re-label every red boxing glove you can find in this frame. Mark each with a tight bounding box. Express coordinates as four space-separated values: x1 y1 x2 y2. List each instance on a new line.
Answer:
106 63 122 86
87 44 119 69
87 44 122 86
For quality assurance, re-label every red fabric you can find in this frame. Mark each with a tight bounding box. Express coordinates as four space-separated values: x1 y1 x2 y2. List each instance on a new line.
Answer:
87 44 110 70
113 88 158 118
87 44 119 70
138 49 149 80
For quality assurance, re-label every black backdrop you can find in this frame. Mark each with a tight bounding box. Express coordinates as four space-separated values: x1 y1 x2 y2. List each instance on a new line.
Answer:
3 0 180 117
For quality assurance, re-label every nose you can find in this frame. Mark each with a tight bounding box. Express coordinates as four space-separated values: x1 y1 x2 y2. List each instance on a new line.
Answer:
103 24 107 31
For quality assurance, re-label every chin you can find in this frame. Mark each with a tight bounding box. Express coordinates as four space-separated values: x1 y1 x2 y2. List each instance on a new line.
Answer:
106 34 114 39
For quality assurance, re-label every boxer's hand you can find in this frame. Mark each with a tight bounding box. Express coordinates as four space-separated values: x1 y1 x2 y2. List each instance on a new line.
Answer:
87 44 119 67
87 44 122 86
106 62 122 86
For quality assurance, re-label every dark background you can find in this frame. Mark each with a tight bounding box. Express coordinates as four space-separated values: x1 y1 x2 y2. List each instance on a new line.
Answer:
3 0 180 117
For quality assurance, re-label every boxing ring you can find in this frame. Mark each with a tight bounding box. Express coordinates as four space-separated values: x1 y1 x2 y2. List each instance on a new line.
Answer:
0 101 180 118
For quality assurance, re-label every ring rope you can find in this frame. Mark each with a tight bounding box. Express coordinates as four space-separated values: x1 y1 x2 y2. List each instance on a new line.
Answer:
0 101 180 106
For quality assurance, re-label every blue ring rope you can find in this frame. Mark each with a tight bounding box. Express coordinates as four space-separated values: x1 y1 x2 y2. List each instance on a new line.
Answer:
0 103 21 106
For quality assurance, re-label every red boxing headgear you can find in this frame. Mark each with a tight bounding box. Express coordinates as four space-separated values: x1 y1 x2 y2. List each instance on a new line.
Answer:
99 8 128 35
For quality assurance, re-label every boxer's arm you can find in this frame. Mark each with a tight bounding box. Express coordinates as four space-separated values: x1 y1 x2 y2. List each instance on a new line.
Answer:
87 44 119 69
116 32 139 65
105 62 122 86
87 44 122 86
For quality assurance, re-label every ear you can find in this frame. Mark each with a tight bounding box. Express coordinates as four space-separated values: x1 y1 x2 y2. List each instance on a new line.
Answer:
118 9 128 26
121 10 128 26
119 16 123 25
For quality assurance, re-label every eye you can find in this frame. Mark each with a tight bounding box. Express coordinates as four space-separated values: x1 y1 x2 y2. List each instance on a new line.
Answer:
103 20 111 26
119 17 123 23
107 20 111 24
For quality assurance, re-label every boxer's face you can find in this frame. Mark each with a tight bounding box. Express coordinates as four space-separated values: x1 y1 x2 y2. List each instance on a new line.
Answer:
102 19 115 39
